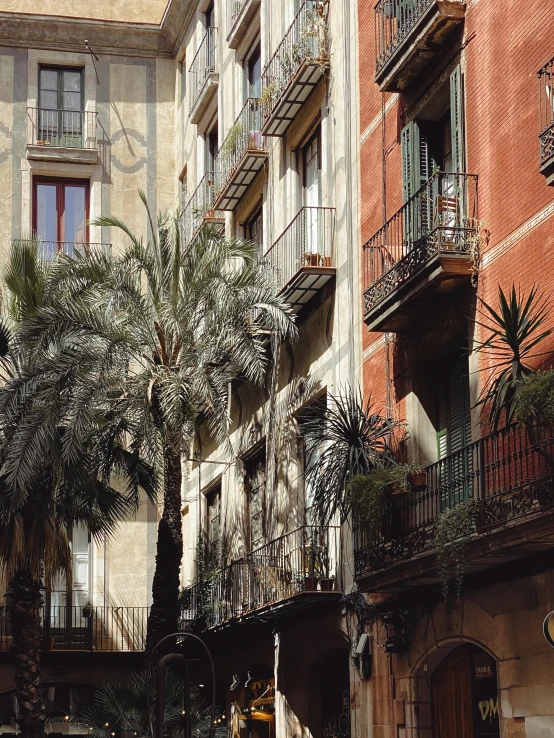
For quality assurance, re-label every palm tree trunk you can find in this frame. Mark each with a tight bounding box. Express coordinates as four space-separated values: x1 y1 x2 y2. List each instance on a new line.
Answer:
7 570 45 738
145 445 183 656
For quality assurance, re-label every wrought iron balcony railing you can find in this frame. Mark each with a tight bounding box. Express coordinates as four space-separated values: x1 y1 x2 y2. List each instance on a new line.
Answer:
375 0 464 74
27 107 98 149
354 424 554 578
189 27 218 116
0 605 149 652
13 239 111 261
181 172 224 246
181 525 341 630
214 98 267 210
260 0 329 135
538 56 554 169
264 206 335 294
362 171 478 317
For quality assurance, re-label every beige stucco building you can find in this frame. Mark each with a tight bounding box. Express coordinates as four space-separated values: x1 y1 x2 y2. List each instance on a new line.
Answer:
0 1 363 736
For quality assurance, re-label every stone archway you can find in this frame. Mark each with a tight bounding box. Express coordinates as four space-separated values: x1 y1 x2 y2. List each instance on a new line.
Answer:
412 641 500 738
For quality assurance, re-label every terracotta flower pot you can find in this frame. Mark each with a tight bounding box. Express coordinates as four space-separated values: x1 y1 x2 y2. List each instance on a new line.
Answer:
319 578 335 591
304 576 318 591
407 470 427 490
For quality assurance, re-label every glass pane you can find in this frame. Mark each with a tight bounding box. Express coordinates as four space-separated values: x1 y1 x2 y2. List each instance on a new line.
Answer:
63 91 81 112
41 90 58 110
63 70 82 92
64 186 86 247
40 69 58 91
36 184 58 256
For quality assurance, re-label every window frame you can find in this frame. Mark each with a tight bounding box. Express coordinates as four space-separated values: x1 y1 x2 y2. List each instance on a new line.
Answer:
32 176 90 252
38 65 84 113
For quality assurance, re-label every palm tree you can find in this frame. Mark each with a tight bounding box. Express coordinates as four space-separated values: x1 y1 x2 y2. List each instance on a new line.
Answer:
15 195 296 654
0 241 157 738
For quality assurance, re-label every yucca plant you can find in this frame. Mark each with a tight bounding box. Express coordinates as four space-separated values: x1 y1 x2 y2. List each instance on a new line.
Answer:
303 387 403 523
473 284 552 431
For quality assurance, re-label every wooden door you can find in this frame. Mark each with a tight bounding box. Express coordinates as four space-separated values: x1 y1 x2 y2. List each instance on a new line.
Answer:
432 645 474 738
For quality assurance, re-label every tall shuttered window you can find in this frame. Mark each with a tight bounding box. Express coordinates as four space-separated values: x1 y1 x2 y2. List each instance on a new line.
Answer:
245 449 265 550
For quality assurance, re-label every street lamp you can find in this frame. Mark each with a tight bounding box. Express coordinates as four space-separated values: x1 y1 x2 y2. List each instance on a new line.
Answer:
146 632 217 738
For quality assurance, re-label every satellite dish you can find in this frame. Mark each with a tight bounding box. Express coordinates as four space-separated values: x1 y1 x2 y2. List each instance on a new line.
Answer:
543 611 554 648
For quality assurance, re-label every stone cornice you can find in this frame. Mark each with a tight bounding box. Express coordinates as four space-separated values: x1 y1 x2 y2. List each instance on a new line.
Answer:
0 0 195 59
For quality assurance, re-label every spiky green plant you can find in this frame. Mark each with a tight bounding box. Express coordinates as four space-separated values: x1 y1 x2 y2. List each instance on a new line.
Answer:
302 387 402 523
473 284 552 431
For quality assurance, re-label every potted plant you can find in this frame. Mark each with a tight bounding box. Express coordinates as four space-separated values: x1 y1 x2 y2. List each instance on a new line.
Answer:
433 499 478 601
36 139 49 146
82 602 93 618
304 252 322 267
406 463 427 491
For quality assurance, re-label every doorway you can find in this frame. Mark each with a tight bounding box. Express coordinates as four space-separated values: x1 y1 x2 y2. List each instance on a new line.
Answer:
431 644 500 738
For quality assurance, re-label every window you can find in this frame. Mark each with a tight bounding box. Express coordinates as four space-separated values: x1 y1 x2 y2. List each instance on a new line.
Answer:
39 66 84 147
47 524 90 629
33 178 89 258
302 126 322 258
298 397 326 525
400 65 464 202
248 44 262 100
246 206 263 252
206 122 218 174
206 483 221 563
205 1 214 28
245 448 265 550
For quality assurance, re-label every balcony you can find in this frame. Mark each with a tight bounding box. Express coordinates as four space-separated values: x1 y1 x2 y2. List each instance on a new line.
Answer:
260 0 329 137
354 424 554 594
181 172 225 247
0 606 148 652
539 56 554 185
26 107 98 164
189 27 219 124
182 526 341 631
13 239 111 261
214 99 267 211
375 0 466 92
227 0 261 49
263 206 335 313
362 171 478 332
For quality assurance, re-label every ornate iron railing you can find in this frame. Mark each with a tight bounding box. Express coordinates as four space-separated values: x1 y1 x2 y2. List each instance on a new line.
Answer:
0 605 149 652
362 171 478 315
27 107 97 149
214 98 266 196
538 56 554 166
189 27 218 114
181 525 341 629
263 206 335 292
260 0 329 127
354 424 554 576
181 172 223 246
13 239 111 261
375 0 464 74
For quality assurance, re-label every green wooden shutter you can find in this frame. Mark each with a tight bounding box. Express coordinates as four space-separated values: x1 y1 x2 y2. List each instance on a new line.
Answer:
450 65 465 174
401 121 419 204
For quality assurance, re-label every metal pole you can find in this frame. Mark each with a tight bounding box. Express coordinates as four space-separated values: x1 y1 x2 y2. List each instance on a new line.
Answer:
156 654 186 738
184 658 191 738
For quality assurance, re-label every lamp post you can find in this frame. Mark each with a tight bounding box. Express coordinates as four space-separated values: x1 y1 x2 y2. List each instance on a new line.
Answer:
146 632 217 738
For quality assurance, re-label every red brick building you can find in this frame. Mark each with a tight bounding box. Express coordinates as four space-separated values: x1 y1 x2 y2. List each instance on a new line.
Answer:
354 1 554 736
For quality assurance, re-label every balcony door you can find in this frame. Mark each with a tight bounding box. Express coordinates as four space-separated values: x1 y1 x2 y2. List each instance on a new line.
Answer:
46 524 90 647
436 354 472 508
302 127 322 258
34 178 88 258
39 67 84 148
245 450 265 551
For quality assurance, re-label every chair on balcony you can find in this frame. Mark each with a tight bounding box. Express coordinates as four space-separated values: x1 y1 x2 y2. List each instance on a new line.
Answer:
433 191 460 250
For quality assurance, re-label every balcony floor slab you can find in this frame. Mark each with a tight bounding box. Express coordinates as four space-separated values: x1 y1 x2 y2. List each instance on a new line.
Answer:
376 0 466 93
227 0 261 49
190 73 219 125
215 149 268 211
27 144 99 165
280 265 335 313
261 58 327 137
363 250 473 332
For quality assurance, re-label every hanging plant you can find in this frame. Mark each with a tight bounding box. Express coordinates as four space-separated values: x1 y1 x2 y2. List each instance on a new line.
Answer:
348 464 409 536
433 500 478 601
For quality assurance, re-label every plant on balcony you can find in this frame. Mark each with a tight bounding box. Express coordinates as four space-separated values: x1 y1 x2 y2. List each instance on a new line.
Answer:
303 387 403 523
348 465 409 538
515 369 554 430
222 121 244 158
473 284 552 431
433 500 478 601
6 194 297 657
